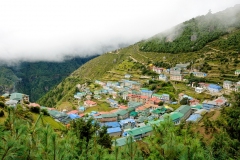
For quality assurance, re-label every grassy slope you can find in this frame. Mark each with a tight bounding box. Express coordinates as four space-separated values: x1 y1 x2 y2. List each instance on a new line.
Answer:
0 110 64 130
38 51 129 107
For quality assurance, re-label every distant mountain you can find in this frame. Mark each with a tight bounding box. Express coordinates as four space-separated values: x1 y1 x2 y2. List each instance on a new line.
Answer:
38 5 240 108
0 66 19 94
139 4 240 53
0 55 97 101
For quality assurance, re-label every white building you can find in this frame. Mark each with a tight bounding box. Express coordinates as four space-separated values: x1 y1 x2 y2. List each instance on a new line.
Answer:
195 87 204 93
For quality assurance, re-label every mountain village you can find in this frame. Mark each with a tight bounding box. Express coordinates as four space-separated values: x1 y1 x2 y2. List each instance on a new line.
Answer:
2 62 240 147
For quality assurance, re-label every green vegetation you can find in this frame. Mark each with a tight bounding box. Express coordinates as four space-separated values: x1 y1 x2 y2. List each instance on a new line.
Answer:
85 101 115 113
139 6 240 53
1 92 240 159
0 66 19 94
0 103 64 130
0 56 95 102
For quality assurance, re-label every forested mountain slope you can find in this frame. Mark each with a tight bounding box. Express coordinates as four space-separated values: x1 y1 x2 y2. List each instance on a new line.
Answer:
0 56 96 101
139 4 240 53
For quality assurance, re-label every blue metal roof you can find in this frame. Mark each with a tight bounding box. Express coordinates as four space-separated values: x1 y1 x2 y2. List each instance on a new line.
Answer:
119 118 135 126
141 90 153 93
107 127 122 134
186 114 201 122
208 84 222 89
102 122 120 128
69 114 80 119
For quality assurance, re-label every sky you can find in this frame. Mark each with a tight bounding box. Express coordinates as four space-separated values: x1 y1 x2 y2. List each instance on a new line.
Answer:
0 0 239 64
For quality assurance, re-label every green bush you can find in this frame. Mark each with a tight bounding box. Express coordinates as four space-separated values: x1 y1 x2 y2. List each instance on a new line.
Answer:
30 106 40 114
0 101 5 108
41 109 49 116
180 97 189 105
0 110 4 117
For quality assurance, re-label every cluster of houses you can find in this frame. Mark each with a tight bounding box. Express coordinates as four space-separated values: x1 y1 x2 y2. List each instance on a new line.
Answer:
152 63 240 94
223 80 240 92
62 79 229 146
2 92 29 107
193 81 240 94
235 69 240 76
152 63 207 82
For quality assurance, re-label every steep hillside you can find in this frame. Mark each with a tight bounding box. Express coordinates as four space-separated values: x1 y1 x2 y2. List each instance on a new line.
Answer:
0 66 19 94
38 50 129 107
139 4 240 53
38 6 240 108
0 56 96 101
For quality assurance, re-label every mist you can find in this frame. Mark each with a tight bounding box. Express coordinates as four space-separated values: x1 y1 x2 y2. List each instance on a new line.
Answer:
0 0 239 65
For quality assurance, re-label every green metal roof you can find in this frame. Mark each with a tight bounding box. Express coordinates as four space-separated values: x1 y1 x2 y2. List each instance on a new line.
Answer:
152 94 162 98
191 104 203 110
128 102 143 108
113 137 133 147
136 116 148 123
10 93 23 101
131 90 141 95
126 125 153 136
93 95 101 98
130 111 138 117
152 108 167 114
175 105 191 115
223 80 232 84
169 112 184 121
115 109 128 116
101 113 117 118
140 88 148 90
127 107 135 112
148 119 164 126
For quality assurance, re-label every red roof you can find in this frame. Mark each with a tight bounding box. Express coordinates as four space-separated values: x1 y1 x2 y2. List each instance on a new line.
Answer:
215 99 223 103
110 109 119 113
148 97 161 104
29 103 40 107
136 106 146 111
79 113 85 117
119 105 128 109
140 95 148 99
67 110 79 115
84 100 97 105
99 111 110 114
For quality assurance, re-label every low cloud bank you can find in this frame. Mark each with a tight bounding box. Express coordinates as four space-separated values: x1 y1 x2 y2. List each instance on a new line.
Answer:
0 0 239 65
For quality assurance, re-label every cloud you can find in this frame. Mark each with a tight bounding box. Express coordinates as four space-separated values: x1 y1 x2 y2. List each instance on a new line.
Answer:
0 0 239 64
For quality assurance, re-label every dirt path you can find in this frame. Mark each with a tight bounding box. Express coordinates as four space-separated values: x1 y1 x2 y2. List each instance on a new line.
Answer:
209 109 221 121
206 45 224 53
129 56 146 66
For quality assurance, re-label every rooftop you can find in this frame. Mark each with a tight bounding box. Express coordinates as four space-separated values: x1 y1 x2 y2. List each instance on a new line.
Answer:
10 93 23 101
175 105 191 115
169 112 184 121
113 137 133 147
102 122 120 128
115 109 128 116
107 127 122 134
126 125 153 136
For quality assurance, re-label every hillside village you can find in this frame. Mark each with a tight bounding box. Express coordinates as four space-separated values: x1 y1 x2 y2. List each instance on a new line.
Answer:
2 62 239 146
1 3 240 159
